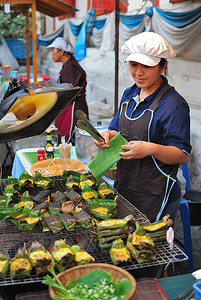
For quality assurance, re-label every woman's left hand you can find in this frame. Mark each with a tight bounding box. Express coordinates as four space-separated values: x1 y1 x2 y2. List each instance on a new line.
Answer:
119 141 150 160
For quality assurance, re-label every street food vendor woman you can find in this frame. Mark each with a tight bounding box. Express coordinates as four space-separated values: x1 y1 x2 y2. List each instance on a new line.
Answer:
95 32 192 223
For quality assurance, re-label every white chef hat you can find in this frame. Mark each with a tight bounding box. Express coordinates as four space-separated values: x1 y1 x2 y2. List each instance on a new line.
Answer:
47 37 75 54
122 32 175 66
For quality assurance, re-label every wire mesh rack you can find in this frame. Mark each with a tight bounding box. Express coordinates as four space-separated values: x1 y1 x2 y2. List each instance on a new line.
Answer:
0 174 188 287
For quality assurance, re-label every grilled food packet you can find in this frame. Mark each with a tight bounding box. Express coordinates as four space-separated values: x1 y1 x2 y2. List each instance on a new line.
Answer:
33 201 48 216
80 174 97 190
6 176 21 192
42 213 64 234
95 214 134 231
18 210 39 231
5 203 33 225
19 171 34 188
51 191 66 203
90 206 117 220
0 252 9 278
10 246 32 278
62 170 81 182
18 191 34 208
126 222 156 264
61 201 75 214
34 171 55 189
73 210 92 228
57 213 77 231
51 239 75 272
48 202 61 214
98 182 115 199
90 196 117 210
81 184 98 203
32 190 51 204
65 175 81 191
28 241 54 275
64 190 82 206
110 239 131 265
0 195 12 207
97 226 129 238
99 233 128 245
4 185 21 202
71 245 95 265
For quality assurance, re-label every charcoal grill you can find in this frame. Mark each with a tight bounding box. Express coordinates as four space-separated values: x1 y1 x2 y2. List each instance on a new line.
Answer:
0 175 188 287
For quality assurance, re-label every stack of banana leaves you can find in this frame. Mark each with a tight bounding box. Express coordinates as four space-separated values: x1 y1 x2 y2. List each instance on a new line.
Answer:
95 214 134 249
142 215 173 242
0 239 95 278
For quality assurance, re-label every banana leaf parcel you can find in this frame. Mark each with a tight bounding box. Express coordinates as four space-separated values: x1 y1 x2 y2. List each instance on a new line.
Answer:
88 132 129 179
71 245 95 265
73 210 92 229
19 171 34 188
34 171 55 190
10 247 32 278
51 239 75 272
32 190 51 204
110 239 131 265
58 213 77 231
80 174 97 190
42 214 64 234
18 210 39 231
51 191 66 203
95 214 134 231
6 176 21 191
98 182 115 199
0 252 9 279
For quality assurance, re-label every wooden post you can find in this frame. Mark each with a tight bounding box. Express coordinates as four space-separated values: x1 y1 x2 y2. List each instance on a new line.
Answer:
25 9 30 86
114 0 120 115
32 0 37 82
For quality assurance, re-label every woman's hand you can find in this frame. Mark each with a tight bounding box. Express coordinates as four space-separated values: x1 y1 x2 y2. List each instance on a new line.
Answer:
119 141 188 165
94 130 117 149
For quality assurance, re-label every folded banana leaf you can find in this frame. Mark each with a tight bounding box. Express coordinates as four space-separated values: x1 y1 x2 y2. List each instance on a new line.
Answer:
40 213 50 232
34 171 55 189
143 215 173 232
147 229 168 242
98 233 128 245
95 214 134 231
64 190 82 205
4 185 21 202
0 195 12 207
73 210 92 229
98 241 113 249
58 213 77 231
28 241 54 275
126 233 156 264
32 190 51 204
10 246 32 278
62 170 82 182
48 202 61 214
98 182 115 199
51 239 75 272
18 191 34 208
90 206 117 220
33 201 48 216
0 252 9 279
0 207 13 219
6 176 21 191
18 210 40 231
88 132 129 179
19 171 34 188
132 222 154 247
110 239 131 265
51 191 66 203
97 226 129 238
81 184 98 202
71 245 95 265
42 214 64 234
90 197 117 210
80 174 97 190
61 201 75 214
5 203 33 225
65 175 81 192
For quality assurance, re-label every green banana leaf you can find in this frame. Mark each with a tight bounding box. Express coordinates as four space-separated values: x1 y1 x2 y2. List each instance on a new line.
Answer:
88 132 128 179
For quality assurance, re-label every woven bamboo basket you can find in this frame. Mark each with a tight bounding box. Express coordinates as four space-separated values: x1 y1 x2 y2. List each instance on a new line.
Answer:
49 263 136 300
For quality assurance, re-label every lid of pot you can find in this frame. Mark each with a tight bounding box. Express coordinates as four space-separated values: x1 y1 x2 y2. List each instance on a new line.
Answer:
75 120 109 136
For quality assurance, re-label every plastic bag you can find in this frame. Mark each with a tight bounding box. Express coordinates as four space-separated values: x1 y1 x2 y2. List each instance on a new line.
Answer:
0 38 19 70
177 167 186 197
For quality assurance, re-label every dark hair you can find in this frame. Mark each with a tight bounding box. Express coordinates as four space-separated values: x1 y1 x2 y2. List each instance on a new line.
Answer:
159 58 168 76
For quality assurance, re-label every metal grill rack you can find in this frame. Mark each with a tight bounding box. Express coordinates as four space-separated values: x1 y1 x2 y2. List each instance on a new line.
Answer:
0 174 188 286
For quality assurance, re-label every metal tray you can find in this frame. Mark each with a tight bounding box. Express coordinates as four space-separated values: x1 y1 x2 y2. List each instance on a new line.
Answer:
0 175 188 286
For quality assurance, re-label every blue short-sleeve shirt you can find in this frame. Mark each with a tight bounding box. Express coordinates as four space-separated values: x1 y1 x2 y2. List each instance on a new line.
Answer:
109 76 192 158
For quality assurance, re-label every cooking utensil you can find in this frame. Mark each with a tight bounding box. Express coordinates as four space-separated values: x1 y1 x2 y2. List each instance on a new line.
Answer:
76 110 106 143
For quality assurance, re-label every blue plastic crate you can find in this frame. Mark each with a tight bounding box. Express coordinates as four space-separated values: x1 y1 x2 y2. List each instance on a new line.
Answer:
193 282 201 300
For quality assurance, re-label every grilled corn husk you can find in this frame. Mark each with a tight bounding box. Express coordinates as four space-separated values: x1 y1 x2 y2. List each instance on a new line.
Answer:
110 239 131 265
51 239 75 272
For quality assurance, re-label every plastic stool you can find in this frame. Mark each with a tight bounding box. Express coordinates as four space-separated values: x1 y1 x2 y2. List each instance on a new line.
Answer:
178 198 194 272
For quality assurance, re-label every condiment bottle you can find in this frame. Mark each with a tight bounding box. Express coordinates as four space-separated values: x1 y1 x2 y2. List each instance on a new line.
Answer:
46 146 54 159
37 149 45 161
45 128 54 158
